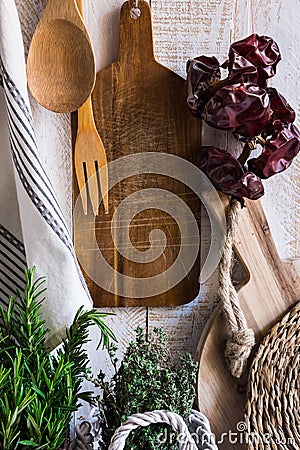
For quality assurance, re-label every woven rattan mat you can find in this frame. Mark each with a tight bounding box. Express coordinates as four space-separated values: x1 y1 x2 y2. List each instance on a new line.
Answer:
245 302 300 449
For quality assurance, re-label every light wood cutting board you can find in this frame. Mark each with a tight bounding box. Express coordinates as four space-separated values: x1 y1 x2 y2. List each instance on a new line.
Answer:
196 198 300 449
73 1 202 307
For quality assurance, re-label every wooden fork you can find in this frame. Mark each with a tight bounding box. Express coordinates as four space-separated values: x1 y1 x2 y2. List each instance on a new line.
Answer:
74 0 108 215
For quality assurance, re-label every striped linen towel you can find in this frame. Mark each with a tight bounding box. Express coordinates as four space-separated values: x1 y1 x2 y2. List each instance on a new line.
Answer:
0 0 92 349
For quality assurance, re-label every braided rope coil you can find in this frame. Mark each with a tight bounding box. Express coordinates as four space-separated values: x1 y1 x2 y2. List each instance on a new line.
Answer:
108 409 218 450
245 302 300 449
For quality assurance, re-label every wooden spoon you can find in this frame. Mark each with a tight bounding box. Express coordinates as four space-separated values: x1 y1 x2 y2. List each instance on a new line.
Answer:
27 0 95 113
196 198 300 450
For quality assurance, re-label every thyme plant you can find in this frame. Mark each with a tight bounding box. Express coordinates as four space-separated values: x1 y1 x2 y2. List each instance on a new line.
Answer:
93 327 198 450
0 268 116 450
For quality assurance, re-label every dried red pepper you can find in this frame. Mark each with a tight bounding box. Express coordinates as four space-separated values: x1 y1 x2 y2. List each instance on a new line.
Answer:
186 34 299 199
204 83 270 138
248 124 300 179
228 34 281 87
186 55 221 117
198 146 264 199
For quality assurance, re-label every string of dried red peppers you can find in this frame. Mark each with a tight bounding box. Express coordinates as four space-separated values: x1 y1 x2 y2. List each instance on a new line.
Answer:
187 34 300 200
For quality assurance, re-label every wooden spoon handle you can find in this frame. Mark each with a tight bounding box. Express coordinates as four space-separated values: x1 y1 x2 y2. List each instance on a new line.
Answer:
76 0 83 16
75 0 95 133
40 0 85 29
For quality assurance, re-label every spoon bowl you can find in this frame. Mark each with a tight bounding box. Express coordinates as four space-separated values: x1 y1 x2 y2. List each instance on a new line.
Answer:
27 0 95 113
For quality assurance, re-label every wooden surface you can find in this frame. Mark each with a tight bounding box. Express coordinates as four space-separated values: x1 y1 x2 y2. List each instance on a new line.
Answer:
26 0 95 113
15 0 300 430
197 199 300 449
73 0 202 307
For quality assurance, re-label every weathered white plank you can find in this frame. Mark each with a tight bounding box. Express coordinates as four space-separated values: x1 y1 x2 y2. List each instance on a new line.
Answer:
84 0 128 72
234 0 300 260
151 0 234 76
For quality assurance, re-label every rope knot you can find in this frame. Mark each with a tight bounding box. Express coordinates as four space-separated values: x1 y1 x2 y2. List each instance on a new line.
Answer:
225 328 255 378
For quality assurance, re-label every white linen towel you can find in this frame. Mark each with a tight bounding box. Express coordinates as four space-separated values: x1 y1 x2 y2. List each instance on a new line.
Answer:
0 0 92 349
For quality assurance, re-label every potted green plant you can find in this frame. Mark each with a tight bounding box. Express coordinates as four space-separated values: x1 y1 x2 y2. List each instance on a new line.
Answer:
0 268 116 450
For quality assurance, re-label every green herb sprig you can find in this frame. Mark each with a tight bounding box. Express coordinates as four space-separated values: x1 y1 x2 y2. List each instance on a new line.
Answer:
92 327 198 450
0 268 116 450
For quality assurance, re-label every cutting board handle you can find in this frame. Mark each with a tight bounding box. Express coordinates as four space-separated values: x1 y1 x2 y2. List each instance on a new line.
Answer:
118 1 155 67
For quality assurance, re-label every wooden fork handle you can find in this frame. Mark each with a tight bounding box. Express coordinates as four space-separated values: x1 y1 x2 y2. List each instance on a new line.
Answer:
77 97 97 132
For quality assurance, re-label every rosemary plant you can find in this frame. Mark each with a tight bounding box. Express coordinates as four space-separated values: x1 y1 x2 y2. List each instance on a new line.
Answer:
0 268 116 450
93 327 198 450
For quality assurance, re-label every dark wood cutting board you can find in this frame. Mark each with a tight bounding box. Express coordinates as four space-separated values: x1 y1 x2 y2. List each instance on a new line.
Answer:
73 1 202 307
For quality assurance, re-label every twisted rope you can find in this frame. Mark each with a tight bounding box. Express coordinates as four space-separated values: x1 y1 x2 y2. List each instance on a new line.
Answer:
218 198 255 378
108 409 218 450
188 410 218 450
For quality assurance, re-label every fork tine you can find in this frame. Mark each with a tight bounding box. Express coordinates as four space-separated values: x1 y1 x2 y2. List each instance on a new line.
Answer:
75 159 88 215
96 141 109 214
99 163 109 215
86 161 99 216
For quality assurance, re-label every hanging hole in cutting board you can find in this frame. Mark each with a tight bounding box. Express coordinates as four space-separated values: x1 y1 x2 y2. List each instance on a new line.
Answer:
130 7 141 19
130 0 141 19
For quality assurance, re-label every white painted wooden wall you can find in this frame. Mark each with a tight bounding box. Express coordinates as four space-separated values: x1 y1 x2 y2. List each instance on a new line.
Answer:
15 0 300 381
